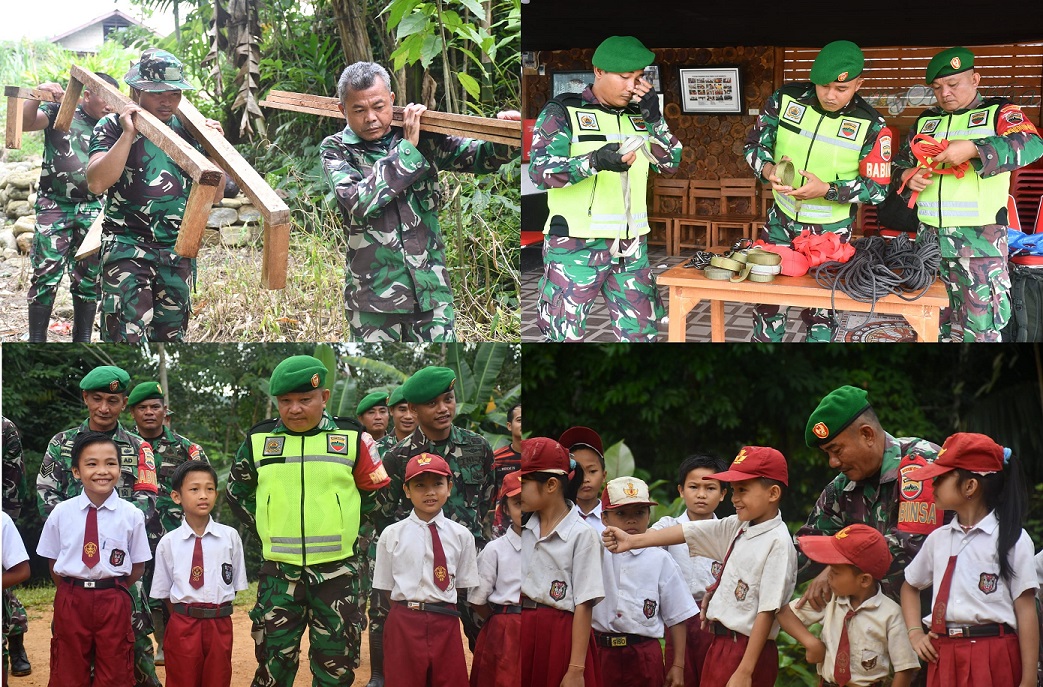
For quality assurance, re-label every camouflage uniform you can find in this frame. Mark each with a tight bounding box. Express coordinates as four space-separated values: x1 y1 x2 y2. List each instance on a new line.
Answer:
2 418 29 672
529 85 681 341
88 113 203 343
28 102 103 308
893 96 1043 341
744 84 891 342
320 127 514 342
36 419 162 687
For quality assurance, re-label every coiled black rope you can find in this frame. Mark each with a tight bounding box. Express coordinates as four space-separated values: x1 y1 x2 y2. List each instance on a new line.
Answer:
812 232 941 318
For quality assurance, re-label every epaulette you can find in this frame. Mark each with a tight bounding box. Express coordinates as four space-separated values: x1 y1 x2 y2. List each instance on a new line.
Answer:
332 416 365 432
246 418 280 436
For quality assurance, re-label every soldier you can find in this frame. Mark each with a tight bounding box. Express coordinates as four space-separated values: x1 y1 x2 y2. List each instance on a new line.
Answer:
356 391 390 442
894 47 1043 341
86 48 225 343
529 35 682 342
35 365 163 687
375 385 416 456
744 40 893 342
127 380 210 665
225 355 390 686
1 417 31 677
492 403 521 491
21 75 118 342
320 61 519 342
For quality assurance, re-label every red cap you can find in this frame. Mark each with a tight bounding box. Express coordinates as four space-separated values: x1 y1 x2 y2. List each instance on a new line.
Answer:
404 453 452 482
499 470 522 499
520 437 570 475
905 432 1004 482
709 446 789 485
558 426 604 457
797 524 892 580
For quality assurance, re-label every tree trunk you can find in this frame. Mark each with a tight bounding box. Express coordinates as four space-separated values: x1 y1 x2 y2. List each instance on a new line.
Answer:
330 0 373 65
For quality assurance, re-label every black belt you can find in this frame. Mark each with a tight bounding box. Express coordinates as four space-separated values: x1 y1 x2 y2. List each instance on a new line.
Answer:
171 602 234 619
943 623 1016 639
710 621 746 640
490 602 522 615
593 631 657 648
393 600 460 618
63 576 123 589
521 596 553 610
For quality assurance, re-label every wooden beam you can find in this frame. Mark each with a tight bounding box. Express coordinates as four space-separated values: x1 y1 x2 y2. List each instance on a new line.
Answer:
261 222 290 290
6 96 23 149
174 183 216 258
4 86 63 102
53 77 84 141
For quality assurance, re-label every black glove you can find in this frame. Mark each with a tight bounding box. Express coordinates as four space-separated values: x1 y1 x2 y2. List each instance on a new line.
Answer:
637 87 661 123
590 143 632 173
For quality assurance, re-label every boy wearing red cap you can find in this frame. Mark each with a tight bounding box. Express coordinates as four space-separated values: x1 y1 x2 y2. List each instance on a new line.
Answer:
595 476 697 687
560 426 607 534
779 524 919 687
373 453 479 687
602 446 797 687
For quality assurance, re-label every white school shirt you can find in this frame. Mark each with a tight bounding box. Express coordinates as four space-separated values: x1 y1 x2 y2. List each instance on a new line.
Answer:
37 490 151 579
789 588 920 686
592 545 698 637
2 512 29 571
1036 550 1043 602
573 500 605 534
471 528 521 606
521 505 604 612
653 511 719 602
681 512 797 638
150 517 248 605
373 509 479 603
905 510 1036 629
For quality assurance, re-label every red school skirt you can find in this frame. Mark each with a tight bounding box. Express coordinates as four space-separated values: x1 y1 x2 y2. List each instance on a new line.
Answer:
470 607 521 687
521 605 601 687
699 626 778 687
664 614 715 687
595 634 664 687
928 631 1021 687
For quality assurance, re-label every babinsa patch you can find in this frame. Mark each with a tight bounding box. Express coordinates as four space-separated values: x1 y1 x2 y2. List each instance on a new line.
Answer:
222 563 233 585
979 572 998 594
549 580 568 601
327 434 348 455
110 548 126 567
643 598 657 618
263 437 285 457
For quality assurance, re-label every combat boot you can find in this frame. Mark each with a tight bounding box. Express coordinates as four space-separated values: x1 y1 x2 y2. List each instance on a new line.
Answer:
72 297 97 342
27 302 52 342
364 629 384 687
8 632 31 676
151 609 165 665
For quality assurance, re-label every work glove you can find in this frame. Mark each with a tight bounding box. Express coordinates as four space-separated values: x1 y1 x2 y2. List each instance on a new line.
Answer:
589 143 632 173
637 87 662 123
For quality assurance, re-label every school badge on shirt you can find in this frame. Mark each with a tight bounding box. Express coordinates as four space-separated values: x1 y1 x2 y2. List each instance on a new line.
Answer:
979 572 998 594
642 599 657 619
734 580 749 601
549 580 568 601
110 548 126 567
222 563 233 585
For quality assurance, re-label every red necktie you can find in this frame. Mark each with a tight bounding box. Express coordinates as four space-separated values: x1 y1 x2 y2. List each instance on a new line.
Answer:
190 535 204 589
930 554 959 634
82 506 100 568
833 608 860 686
429 523 449 591
700 528 743 622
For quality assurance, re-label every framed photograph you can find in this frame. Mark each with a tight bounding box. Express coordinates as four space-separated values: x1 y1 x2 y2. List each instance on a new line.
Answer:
643 65 661 91
551 71 595 97
678 66 744 114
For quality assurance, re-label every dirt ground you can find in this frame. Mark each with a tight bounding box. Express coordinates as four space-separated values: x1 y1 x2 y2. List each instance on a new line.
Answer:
11 605 473 685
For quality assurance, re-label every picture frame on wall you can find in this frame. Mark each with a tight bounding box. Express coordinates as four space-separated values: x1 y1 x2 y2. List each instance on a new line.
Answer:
551 71 595 97
643 65 661 91
678 66 744 114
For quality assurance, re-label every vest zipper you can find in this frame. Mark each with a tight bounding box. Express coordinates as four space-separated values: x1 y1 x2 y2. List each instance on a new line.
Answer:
587 174 598 218
800 111 828 223
938 113 952 227
617 111 633 240
299 435 306 568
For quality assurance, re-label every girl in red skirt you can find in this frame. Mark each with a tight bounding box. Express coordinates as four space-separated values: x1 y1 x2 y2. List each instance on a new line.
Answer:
901 432 1038 687
470 471 523 687
519 438 603 687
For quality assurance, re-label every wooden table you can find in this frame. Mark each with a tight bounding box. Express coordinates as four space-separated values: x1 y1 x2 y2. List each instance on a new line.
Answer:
657 262 949 342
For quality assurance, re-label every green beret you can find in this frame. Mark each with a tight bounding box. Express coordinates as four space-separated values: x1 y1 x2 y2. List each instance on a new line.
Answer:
809 40 864 86
388 385 407 406
805 385 872 447
926 47 975 84
269 355 327 396
591 36 655 73
128 382 164 406
401 366 456 404
356 391 389 416
79 366 130 394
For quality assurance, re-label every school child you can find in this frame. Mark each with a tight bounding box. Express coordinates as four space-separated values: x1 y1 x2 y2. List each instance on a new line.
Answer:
602 446 797 687
36 432 152 687
520 437 603 687
595 476 697 687
149 461 247 687
559 427 606 533
900 432 1038 687
2 511 31 686
779 524 919 687
373 452 479 687
651 454 728 687
470 470 523 687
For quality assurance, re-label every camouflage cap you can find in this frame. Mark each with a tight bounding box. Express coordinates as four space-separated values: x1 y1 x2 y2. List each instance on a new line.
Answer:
79 366 130 394
356 391 389 416
926 47 975 84
127 381 164 407
591 36 655 73
269 355 327 396
388 385 407 406
401 366 456 404
805 385 871 447
809 40 864 86
125 48 195 92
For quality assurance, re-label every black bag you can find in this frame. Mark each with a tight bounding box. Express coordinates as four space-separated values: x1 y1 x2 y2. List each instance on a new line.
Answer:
875 190 920 233
1002 262 1043 342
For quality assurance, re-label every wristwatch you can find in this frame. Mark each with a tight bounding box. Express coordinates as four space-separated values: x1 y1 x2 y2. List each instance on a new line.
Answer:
824 182 840 202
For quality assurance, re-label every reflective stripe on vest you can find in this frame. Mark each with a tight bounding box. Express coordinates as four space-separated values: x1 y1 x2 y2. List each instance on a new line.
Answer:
773 93 871 225
914 104 1009 228
252 430 361 566
545 104 652 238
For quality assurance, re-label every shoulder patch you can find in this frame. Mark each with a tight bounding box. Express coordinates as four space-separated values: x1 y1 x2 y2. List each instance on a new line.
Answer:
263 436 285 457
627 114 647 131
327 434 348 455
920 119 940 135
576 111 600 131
897 453 942 535
968 110 990 127
838 118 862 141
782 101 806 125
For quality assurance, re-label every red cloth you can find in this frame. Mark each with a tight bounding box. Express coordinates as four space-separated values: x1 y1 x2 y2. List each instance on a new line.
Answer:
928 632 1021 687
521 606 601 687
699 634 778 687
596 639 664 687
49 581 134 687
791 230 854 267
752 241 810 277
385 603 469 687
664 614 715 687
470 611 521 687
163 612 233 687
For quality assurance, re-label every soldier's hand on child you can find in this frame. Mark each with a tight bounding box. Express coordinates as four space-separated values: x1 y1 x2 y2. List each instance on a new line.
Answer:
908 627 938 663
794 567 833 612
402 103 427 146
601 525 632 552
36 82 65 100
120 104 143 137
804 637 827 665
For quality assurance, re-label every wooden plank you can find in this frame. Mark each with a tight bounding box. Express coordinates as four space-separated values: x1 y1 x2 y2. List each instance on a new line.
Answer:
6 96 23 149
75 212 105 260
53 77 83 136
261 222 290 289
4 87 63 102
173 183 217 258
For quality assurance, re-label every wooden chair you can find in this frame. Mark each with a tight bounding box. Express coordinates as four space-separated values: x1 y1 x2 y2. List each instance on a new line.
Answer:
675 181 722 252
646 178 689 255
710 178 760 246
